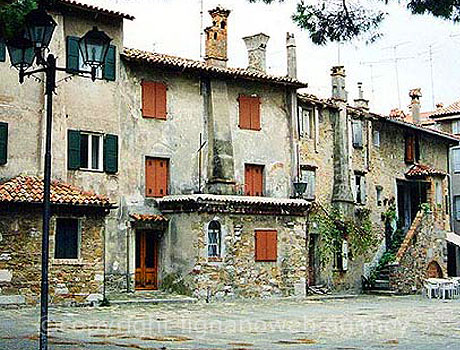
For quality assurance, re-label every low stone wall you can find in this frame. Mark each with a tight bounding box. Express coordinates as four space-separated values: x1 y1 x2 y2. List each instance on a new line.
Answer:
0 207 105 305
161 212 308 300
389 212 447 294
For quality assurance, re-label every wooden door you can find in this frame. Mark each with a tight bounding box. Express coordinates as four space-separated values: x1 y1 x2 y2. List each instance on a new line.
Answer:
135 231 158 290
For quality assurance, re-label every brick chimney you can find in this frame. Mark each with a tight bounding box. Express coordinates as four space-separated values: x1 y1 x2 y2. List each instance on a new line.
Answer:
243 33 270 72
354 82 369 110
286 32 297 79
409 88 422 124
331 66 347 101
204 6 230 68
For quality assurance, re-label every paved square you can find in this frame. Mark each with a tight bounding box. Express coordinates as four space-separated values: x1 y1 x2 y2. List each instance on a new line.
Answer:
1 295 459 349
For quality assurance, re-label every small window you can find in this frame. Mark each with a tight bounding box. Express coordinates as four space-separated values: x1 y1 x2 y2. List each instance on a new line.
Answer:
405 134 416 163
80 133 103 171
207 220 222 258
354 173 366 205
142 81 167 120
453 148 460 172
298 107 315 139
455 196 460 221
55 218 79 259
352 120 363 148
333 240 348 272
0 37 5 62
145 157 169 197
0 122 7 165
452 120 460 135
373 130 380 147
376 186 383 206
255 230 277 262
239 95 261 131
245 164 264 196
300 167 316 199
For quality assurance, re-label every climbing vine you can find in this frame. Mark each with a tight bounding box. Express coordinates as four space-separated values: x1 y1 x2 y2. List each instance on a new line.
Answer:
309 203 378 264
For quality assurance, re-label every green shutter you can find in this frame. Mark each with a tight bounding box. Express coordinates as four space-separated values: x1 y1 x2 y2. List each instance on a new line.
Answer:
66 36 80 73
104 134 118 174
0 122 8 165
68 130 81 170
0 37 5 62
103 45 116 81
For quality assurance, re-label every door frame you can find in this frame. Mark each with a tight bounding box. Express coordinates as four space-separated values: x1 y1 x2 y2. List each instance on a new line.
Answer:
135 230 159 290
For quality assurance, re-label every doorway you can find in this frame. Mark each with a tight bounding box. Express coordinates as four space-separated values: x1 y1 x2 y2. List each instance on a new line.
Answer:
135 231 158 290
397 180 428 233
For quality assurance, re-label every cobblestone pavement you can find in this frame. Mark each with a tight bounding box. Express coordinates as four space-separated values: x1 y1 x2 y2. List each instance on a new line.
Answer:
1 295 459 349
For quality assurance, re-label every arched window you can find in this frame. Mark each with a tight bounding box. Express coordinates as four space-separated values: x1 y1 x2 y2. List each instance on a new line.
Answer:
207 220 221 258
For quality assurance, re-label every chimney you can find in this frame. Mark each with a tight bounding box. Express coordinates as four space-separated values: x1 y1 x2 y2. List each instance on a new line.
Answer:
331 66 347 101
436 102 444 110
204 6 230 68
354 82 369 110
409 88 422 124
286 32 297 79
243 33 270 72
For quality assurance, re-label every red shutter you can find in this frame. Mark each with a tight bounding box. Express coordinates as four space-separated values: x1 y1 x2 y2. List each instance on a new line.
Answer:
239 96 251 129
265 230 277 261
145 158 155 197
245 164 264 196
142 81 156 118
155 82 167 119
245 165 253 196
405 135 415 163
255 230 277 262
250 97 261 130
255 230 266 261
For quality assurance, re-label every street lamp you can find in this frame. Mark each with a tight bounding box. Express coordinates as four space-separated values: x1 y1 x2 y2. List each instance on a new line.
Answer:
6 7 112 350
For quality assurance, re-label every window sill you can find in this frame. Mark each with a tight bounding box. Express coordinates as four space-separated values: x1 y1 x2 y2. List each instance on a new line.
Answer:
52 258 84 265
207 257 223 263
255 260 277 263
238 127 261 131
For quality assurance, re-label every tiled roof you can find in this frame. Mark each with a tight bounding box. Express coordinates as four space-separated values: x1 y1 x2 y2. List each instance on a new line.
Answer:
431 100 460 117
122 48 308 88
56 0 134 20
156 194 311 208
0 175 112 207
130 214 168 222
405 164 446 178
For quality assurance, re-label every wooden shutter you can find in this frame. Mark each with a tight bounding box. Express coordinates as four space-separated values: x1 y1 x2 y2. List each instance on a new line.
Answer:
145 158 155 197
250 97 261 130
352 120 363 147
103 45 116 81
142 81 156 118
103 134 118 174
255 230 277 262
245 164 264 196
0 37 5 62
245 165 253 196
0 122 7 165
155 82 167 119
67 130 81 170
405 135 415 163
66 36 80 73
146 158 169 197
239 96 251 129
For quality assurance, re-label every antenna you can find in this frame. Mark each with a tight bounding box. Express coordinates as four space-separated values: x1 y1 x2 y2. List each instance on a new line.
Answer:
200 0 204 59
429 44 435 109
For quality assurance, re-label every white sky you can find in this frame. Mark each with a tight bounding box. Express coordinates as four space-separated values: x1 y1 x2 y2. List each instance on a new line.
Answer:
89 0 459 114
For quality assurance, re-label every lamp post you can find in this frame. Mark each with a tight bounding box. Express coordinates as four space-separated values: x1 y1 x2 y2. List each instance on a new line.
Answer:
6 6 111 350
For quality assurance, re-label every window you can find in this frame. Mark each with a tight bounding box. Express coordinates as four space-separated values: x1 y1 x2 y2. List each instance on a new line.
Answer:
255 230 277 262
376 186 383 206
333 240 349 272
352 120 363 148
298 107 314 138
145 157 169 197
55 218 79 259
455 197 460 221
239 95 261 131
207 220 222 258
373 130 380 147
245 164 264 196
66 36 116 81
452 120 460 135
67 130 118 173
300 166 316 199
453 148 460 173
0 122 7 165
0 37 5 62
405 134 415 163
354 173 366 205
142 81 167 119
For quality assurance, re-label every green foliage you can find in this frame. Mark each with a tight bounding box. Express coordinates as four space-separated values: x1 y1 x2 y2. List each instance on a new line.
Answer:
420 202 431 214
160 273 192 296
0 0 37 39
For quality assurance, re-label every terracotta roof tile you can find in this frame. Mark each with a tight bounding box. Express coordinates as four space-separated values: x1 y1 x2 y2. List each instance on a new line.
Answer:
0 175 112 207
130 214 168 222
431 100 460 117
56 0 134 20
122 48 308 88
405 164 446 178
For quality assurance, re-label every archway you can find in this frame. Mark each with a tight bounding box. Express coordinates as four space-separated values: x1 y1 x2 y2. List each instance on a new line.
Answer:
426 261 443 278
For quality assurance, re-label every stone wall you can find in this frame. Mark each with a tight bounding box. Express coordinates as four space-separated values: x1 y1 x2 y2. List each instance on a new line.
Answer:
0 206 105 305
159 212 308 300
388 211 447 294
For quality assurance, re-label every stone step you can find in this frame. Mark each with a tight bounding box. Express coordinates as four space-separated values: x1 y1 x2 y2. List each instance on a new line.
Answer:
364 289 398 296
0 295 26 306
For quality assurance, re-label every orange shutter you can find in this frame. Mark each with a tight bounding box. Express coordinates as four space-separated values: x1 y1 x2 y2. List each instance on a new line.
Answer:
142 81 156 118
405 135 415 163
253 165 263 196
239 96 251 129
265 230 277 261
255 230 277 262
250 97 261 130
155 158 169 197
145 158 155 197
245 165 253 196
255 231 266 261
155 82 167 119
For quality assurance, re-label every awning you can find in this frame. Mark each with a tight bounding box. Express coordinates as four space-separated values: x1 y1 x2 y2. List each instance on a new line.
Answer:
447 232 460 247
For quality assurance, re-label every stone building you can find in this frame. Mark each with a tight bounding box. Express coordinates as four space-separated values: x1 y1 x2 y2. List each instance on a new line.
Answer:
297 70 458 293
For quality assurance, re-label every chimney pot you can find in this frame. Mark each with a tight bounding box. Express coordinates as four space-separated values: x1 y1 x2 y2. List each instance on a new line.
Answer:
354 82 369 110
243 33 270 72
204 6 231 68
409 88 422 124
286 32 297 79
331 66 347 101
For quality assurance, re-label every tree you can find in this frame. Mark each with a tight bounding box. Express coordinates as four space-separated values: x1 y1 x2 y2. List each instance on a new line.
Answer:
249 0 460 45
0 0 37 39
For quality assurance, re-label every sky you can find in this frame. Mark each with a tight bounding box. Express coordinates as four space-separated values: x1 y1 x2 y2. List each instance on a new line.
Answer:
88 0 459 115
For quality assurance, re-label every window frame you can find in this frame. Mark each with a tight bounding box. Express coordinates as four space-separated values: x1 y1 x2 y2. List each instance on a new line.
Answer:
255 229 277 262
373 129 380 147
79 132 104 172
453 148 460 173
244 163 265 196
238 95 261 131
354 172 366 205
54 218 81 261
207 220 222 260
145 157 170 198
300 166 316 200
455 196 460 221
452 120 460 135
298 107 315 139
352 119 363 148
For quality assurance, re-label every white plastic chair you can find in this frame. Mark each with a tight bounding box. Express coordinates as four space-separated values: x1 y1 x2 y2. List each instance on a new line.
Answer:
423 280 439 299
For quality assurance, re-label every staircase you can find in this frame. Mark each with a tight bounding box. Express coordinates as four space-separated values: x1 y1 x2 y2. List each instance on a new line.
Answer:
365 266 397 295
